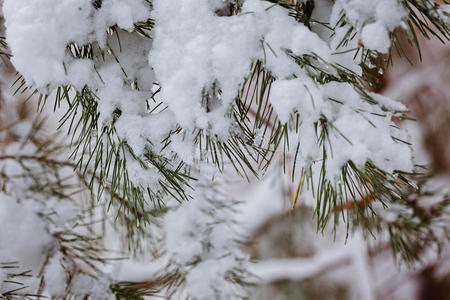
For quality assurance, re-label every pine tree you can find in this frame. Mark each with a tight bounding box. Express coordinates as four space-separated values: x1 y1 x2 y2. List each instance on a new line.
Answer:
0 0 449 299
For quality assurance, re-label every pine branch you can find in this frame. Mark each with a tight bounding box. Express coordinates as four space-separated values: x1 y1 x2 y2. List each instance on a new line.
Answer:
110 281 160 300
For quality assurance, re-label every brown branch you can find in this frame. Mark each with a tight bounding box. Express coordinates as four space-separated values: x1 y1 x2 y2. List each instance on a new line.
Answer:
334 193 376 212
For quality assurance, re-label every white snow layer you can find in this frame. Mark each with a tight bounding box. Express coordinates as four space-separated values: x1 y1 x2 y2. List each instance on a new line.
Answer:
3 0 150 89
2 0 414 181
331 0 407 53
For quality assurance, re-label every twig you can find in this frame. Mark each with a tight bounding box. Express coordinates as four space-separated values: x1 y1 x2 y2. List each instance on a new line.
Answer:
334 193 376 212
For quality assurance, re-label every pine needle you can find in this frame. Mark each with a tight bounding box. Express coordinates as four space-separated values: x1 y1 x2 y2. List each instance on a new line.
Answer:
291 168 305 211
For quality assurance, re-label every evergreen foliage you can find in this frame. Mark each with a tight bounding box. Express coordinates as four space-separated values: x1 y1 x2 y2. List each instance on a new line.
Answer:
0 0 449 298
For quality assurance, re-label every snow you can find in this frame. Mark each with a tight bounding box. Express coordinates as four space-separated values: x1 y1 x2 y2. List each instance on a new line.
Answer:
0 194 53 272
70 274 114 299
3 0 93 88
236 171 288 234
331 0 406 53
249 246 350 282
331 0 406 31
3 0 150 89
44 253 67 296
149 0 329 133
270 75 322 124
361 22 391 53
93 0 150 46
2 0 414 184
270 79 413 180
163 182 248 299
185 257 239 300
0 193 53 294
1 0 443 298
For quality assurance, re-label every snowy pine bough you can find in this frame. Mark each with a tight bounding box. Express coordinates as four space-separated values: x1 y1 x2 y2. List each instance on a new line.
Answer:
0 0 449 299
